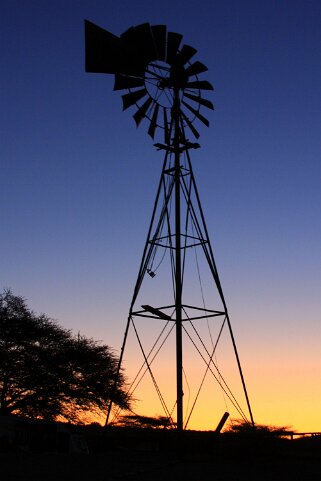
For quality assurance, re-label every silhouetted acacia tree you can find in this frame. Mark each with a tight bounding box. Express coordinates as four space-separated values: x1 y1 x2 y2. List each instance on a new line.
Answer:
0 289 129 423
116 414 173 429
224 419 294 437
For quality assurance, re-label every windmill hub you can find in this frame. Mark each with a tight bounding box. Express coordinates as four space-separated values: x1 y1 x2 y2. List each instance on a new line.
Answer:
144 60 177 108
150 63 188 90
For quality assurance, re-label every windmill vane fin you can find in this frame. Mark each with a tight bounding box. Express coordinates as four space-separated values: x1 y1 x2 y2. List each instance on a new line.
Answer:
176 44 197 65
133 97 153 126
182 100 210 127
114 74 145 91
185 61 208 77
166 31 183 64
132 23 158 62
186 80 214 90
184 92 214 110
163 107 170 144
122 88 147 110
180 110 200 139
148 103 160 139
151 25 167 61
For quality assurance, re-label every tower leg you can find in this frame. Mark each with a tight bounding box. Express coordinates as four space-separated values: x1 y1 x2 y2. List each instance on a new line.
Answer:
174 89 183 430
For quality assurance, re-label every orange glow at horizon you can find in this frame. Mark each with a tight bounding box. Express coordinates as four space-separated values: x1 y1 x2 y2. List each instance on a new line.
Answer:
111 323 321 434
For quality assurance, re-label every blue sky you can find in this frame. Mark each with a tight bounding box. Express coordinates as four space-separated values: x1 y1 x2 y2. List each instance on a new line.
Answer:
1 0 320 430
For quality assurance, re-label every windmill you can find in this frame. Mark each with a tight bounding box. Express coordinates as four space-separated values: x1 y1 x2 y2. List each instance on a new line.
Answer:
85 20 254 430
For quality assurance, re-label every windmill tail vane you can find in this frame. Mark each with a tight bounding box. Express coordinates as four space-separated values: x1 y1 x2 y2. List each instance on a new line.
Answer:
84 20 254 431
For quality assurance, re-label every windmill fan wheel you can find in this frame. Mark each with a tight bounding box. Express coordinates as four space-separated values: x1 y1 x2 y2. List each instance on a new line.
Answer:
85 21 214 142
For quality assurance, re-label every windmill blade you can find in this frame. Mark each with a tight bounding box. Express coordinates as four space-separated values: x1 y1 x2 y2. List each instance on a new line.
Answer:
121 23 157 64
114 74 145 91
133 23 158 62
163 108 170 144
186 80 214 90
85 20 142 75
180 110 200 139
148 103 160 139
176 44 197 66
133 97 153 126
122 88 148 110
151 25 167 61
185 61 208 77
120 26 136 41
184 92 214 110
182 100 210 127
166 32 183 64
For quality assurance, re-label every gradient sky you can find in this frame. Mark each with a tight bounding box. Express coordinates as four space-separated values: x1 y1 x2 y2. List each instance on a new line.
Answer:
1 0 320 432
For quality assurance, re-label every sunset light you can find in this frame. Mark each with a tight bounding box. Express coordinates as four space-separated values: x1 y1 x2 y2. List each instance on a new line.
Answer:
1 6 320 480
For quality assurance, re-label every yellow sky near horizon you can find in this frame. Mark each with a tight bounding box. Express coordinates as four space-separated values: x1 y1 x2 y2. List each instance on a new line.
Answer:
111 324 321 434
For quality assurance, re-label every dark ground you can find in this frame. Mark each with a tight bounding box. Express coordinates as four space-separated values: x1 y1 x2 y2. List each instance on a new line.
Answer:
1 426 321 481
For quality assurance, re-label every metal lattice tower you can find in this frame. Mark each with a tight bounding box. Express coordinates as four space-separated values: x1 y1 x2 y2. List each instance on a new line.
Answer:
84 20 254 430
